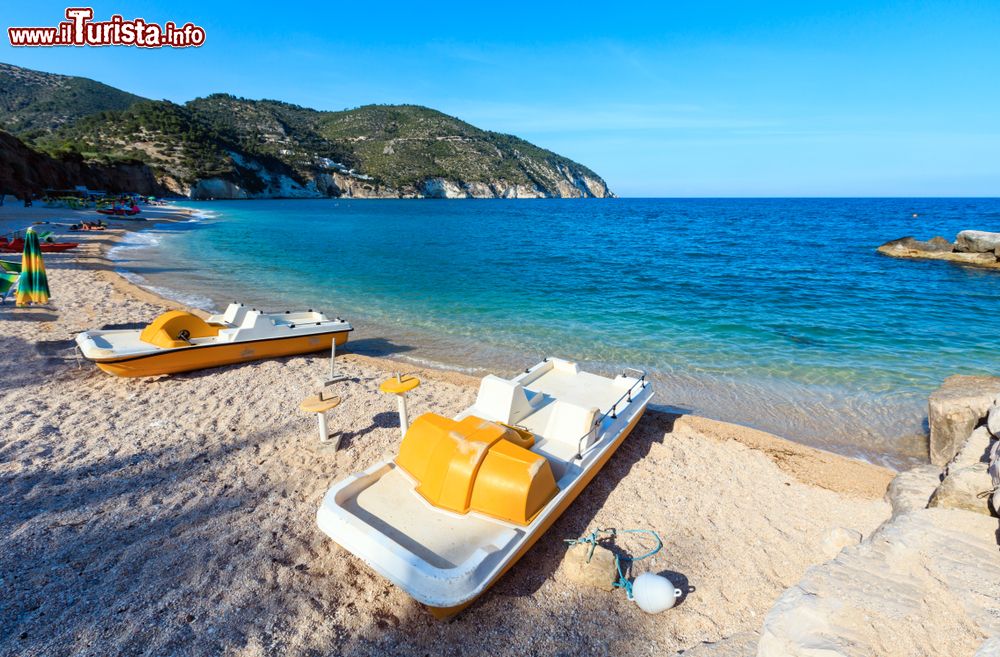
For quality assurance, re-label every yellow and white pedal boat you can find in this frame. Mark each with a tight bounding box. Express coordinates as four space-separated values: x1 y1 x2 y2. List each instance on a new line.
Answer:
75 303 352 377
317 357 652 618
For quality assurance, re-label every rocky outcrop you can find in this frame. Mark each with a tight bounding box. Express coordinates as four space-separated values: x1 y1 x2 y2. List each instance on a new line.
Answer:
929 426 996 515
957 230 1000 253
752 377 1000 657
0 129 169 197
929 462 993 514
884 463 941 518
878 233 1000 269
757 508 1000 657
928 375 1000 466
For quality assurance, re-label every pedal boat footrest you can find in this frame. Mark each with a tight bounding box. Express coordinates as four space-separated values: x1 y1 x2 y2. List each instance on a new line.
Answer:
394 414 558 525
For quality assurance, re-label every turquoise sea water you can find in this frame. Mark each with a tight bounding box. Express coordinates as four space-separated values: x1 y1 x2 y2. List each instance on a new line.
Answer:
109 198 1000 467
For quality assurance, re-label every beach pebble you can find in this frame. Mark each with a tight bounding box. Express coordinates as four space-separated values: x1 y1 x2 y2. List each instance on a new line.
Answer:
819 527 862 560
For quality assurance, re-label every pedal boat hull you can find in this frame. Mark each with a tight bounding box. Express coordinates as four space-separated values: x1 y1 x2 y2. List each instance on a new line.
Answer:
76 304 352 377
83 329 350 377
317 359 652 619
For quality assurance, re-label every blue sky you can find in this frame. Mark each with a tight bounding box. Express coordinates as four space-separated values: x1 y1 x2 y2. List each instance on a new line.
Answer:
2 1 998 197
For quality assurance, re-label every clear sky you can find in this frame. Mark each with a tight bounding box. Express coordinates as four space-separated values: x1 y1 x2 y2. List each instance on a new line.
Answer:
2 1 998 197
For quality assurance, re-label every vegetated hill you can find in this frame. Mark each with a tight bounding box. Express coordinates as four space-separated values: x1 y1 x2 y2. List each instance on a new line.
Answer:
1 62 613 199
0 63 142 139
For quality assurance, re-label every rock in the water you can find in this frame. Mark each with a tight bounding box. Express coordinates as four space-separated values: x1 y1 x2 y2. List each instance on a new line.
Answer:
819 527 863 560
560 542 618 592
956 230 1000 253
877 236 1000 269
929 462 994 515
928 375 1000 466
879 236 954 253
884 464 941 517
757 509 1000 657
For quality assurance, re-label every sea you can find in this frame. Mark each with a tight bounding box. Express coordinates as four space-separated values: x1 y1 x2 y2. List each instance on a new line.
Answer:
105 197 1000 468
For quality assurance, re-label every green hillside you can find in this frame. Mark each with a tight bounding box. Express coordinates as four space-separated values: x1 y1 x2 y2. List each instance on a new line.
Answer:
0 63 142 138
0 63 612 199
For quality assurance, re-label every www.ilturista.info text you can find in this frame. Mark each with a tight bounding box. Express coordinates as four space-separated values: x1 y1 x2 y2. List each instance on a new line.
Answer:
8 8 206 48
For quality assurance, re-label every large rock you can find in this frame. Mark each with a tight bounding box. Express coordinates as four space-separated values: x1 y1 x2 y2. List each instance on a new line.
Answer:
956 230 1000 253
988 401 1000 437
884 464 941 518
928 462 994 515
953 426 995 468
757 508 1000 657
928 376 1000 466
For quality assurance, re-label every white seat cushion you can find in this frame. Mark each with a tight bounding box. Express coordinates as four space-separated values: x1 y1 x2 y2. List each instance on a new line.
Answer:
543 400 599 449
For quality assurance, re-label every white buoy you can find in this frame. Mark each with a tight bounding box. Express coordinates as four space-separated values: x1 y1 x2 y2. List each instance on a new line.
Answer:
631 573 682 613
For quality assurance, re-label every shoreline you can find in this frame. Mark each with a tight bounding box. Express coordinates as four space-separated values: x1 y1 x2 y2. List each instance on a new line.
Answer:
18 203 899 488
0 202 897 655
1 203 909 479
92 202 930 469
103 224 892 493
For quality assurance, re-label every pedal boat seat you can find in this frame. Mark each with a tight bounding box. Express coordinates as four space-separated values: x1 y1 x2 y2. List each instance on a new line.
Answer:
395 414 558 525
138 310 221 349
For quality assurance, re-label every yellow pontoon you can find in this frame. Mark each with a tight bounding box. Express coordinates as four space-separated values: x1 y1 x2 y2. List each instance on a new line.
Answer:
75 303 352 377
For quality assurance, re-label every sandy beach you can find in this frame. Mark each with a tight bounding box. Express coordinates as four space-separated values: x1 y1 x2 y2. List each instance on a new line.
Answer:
0 205 896 656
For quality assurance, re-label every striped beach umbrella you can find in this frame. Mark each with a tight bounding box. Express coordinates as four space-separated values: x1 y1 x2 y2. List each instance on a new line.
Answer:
16 228 50 306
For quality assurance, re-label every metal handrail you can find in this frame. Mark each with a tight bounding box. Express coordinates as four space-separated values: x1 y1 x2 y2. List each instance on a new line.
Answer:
574 368 648 459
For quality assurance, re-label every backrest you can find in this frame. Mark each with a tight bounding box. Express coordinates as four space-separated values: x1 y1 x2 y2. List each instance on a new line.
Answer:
222 303 248 326
474 375 535 425
240 310 263 329
543 400 600 449
233 311 276 339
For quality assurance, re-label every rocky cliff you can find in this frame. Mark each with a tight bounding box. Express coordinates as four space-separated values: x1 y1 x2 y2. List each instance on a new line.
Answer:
0 129 168 197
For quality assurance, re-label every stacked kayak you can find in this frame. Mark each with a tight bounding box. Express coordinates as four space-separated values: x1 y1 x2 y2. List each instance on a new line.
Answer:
97 205 141 216
76 303 352 377
317 357 652 618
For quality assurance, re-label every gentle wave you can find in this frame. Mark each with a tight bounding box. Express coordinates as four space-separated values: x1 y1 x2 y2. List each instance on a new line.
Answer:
114 268 216 311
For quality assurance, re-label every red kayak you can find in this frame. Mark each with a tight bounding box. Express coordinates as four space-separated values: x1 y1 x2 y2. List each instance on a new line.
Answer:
0 238 79 253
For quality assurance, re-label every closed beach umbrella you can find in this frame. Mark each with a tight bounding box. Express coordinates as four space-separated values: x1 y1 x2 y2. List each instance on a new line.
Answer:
16 228 50 306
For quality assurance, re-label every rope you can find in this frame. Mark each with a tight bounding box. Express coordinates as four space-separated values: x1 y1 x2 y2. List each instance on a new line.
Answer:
564 527 662 600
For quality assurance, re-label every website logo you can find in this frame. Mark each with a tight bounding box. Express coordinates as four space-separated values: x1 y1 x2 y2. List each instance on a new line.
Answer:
8 7 206 48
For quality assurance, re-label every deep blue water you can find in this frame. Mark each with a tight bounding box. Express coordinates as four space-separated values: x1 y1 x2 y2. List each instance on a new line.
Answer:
109 198 1000 467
